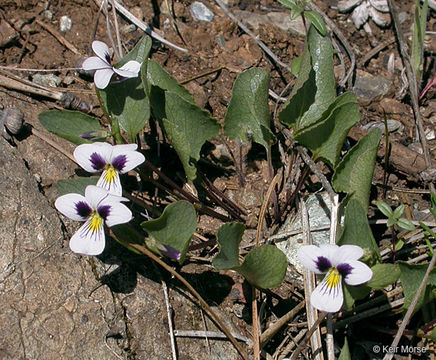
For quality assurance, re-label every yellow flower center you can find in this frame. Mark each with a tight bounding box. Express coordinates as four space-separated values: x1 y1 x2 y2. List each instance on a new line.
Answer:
89 210 103 232
104 164 117 184
326 268 341 288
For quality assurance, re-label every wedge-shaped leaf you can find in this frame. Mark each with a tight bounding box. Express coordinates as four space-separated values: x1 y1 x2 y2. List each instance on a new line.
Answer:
98 37 152 142
56 176 99 196
338 199 380 260
338 338 351 360
367 263 401 290
343 283 370 310
212 222 245 270
295 92 360 168
279 25 335 130
162 91 220 181
333 129 382 210
141 201 197 263
398 261 436 311
39 110 102 145
146 59 194 120
238 245 288 289
224 68 275 150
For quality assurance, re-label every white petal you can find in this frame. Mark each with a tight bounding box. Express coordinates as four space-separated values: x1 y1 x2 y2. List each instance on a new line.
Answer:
113 60 141 78
94 68 114 89
297 245 327 274
55 193 88 221
102 201 132 227
319 244 340 262
333 245 364 266
97 170 123 196
74 142 113 173
92 40 111 63
69 219 106 255
110 146 145 174
311 275 344 313
343 261 373 285
85 185 112 209
82 56 111 71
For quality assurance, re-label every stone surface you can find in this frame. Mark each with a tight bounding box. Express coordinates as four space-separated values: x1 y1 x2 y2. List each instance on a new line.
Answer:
0 20 18 48
353 70 392 103
32 74 63 88
190 1 215 22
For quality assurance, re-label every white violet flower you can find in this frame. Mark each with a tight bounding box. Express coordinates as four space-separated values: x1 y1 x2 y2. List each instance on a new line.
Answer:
74 142 145 196
82 40 141 89
297 244 373 313
55 185 132 255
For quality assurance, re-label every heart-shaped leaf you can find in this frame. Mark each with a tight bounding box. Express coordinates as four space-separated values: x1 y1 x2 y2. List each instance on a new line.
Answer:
333 129 382 210
141 201 197 263
398 261 436 311
212 222 245 270
224 67 275 151
367 263 401 290
338 338 351 360
238 245 288 289
39 110 102 145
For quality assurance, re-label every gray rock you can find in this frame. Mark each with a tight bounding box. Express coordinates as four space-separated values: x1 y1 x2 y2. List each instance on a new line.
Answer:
353 70 392 102
190 1 215 22
273 192 333 279
0 137 123 359
233 10 306 36
32 74 63 88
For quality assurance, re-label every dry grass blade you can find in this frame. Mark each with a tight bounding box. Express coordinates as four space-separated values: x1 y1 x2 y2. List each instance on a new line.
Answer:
300 198 324 360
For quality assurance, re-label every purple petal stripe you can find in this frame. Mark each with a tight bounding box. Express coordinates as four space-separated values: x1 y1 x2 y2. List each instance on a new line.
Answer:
75 201 92 218
112 154 127 172
337 263 354 278
315 256 332 273
97 205 111 221
90 152 106 171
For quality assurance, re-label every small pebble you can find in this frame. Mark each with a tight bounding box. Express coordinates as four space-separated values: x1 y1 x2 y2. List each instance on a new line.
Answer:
59 15 72 32
32 74 62 88
44 10 53 20
63 76 75 85
360 119 403 133
190 2 214 22
425 129 435 141
120 24 136 34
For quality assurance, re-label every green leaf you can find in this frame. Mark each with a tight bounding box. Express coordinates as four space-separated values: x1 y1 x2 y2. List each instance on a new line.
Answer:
295 92 360 168
146 59 194 120
387 218 396 227
377 200 393 217
399 261 436 311
333 129 382 210
342 283 370 310
397 218 415 231
393 204 405 219
338 199 381 260
162 91 220 181
238 245 287 289
304 10 326 36
56 176 99 196
97 37 152 142
212 222 245 270
338 338 351 360
224 68 275 150
279 24 335 130
367 263 401 290
141 201 197 263
38 110 102 145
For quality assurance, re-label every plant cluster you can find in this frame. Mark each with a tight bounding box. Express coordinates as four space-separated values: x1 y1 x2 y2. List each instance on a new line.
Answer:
39 4 436 357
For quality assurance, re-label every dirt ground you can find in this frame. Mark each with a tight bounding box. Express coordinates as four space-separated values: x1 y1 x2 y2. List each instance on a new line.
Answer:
0 0 435 359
